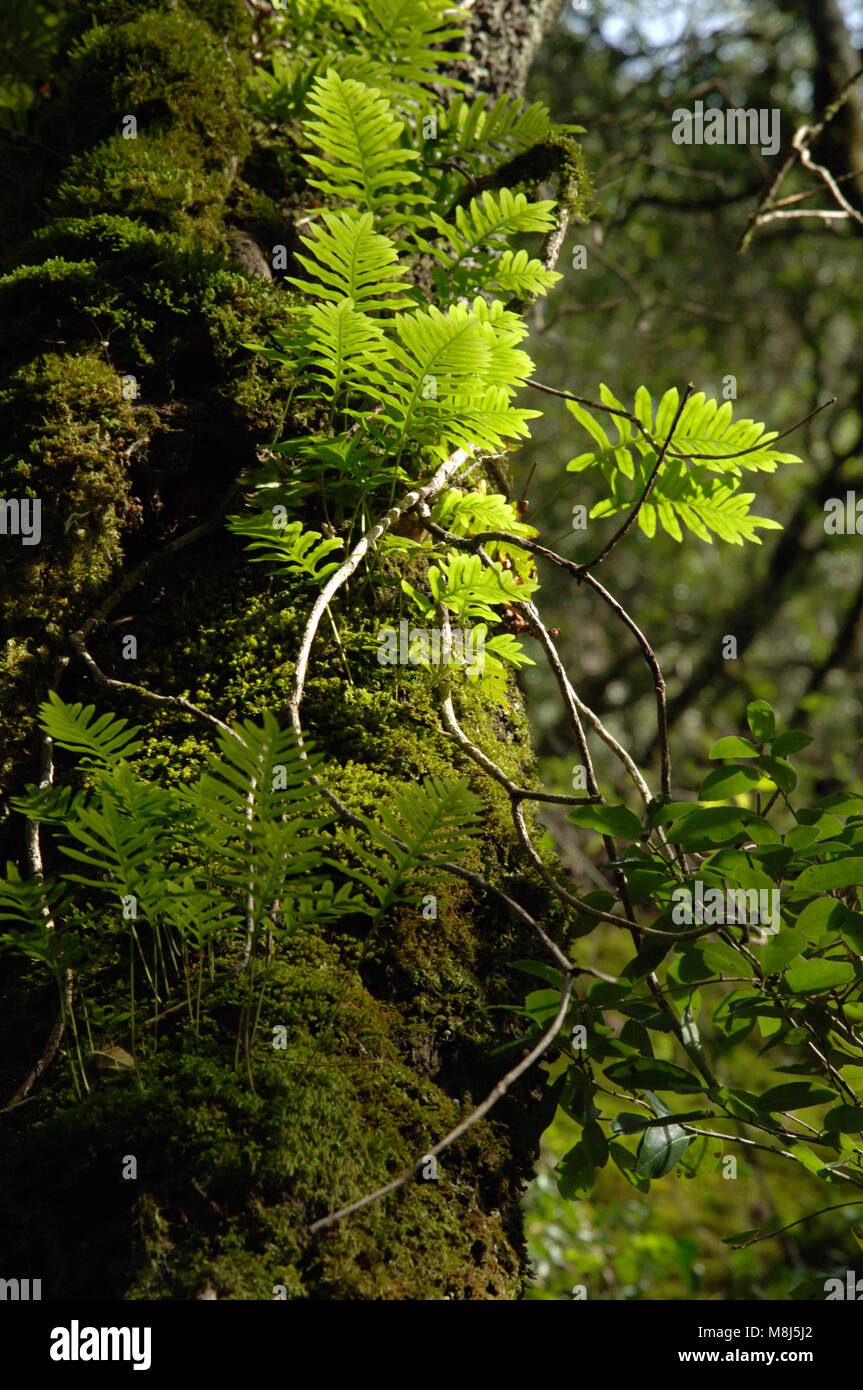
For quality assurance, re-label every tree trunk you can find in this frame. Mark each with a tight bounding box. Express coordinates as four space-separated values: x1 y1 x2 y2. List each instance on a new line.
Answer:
0 0 566 1299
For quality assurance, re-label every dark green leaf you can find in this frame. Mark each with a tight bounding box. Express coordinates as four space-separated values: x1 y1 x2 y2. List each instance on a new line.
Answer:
757 1082 838 1112
760 756 797 795
785 959 856 994
567 804 643 840
772 731 812 757
698 765 762 800
791 857 863 895
747 700 775 742
822 1104 863 1133
605 1057 704 1093
709 736 760 759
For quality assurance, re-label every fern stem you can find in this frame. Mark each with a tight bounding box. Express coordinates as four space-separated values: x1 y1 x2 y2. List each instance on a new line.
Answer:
325 604 353 684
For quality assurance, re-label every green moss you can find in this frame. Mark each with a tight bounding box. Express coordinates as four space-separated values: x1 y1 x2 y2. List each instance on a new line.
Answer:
0 941 525 1299
59 11 249 156
50 133 231 239
0 0 563 1301
58 0 254 52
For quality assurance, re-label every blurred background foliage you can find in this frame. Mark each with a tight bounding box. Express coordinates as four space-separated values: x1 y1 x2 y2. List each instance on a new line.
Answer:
521 0 863 1298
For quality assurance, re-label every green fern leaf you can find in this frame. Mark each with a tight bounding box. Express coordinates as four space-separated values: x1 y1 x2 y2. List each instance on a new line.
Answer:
403 551 538 623
59 772 177 903
426 189 558 300
569 386 800 547
431 487 537 578
38 691 143 768
252 1 467 120
484 248 562 299
288 210 416 313
226 512 344 583
304 71 426 226
338 774 484 920
296 298 393 403
181 716 335 931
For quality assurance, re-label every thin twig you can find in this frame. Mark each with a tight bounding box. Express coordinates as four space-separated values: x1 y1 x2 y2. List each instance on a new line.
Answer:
723 1201 863 1250
68 632 234 736
309 972 575 1234
285 449 473 736
581 384 693 572
737 64 863 253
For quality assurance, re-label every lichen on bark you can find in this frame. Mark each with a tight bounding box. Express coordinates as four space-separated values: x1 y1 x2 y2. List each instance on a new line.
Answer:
0 0 570 1298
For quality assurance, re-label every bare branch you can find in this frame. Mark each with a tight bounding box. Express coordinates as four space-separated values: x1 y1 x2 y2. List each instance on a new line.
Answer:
309 973 575 1235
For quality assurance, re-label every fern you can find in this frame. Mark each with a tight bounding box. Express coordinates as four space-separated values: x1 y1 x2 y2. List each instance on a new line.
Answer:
382 300 539 457
346 0 469 104
58 767 177 908
0 865 70 937
337 774 484 922
430 486 538 578
566 385 800 545
438 93 554 162
179 715 337 936
303 70 427 229
427 188 560 301
38 690 144 767
402 551 538 623
226 510 344 583
257 435 411 519
0 866 75 976
251 0 468 120
287 210 417 313
293 298 393 406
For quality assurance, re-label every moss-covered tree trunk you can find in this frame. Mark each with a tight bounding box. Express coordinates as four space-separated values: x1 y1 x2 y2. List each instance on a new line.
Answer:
0 0 566 1299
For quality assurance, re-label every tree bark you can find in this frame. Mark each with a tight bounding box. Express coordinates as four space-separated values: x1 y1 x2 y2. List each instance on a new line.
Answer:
0 0 566 1299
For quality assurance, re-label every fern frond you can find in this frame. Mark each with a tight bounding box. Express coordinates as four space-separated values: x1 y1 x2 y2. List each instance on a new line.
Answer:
288 210 416 313
567 385 800 546
441 93 553 160
484 248 562 299
55 763 176 897
378 301 537 455
260 0 467 114
338 774 484 920
429 188 557 262
264 433 409 516
10 783 83 825
304 71 426 226
347 0 469 102
0 864 70 935
592 470 784 546
294 298 393 403
226 511 344 583
181 716 335 930
431 487 537 576
403 551 538 623
38 691 143 768
636 387 802 475
435 389 540 455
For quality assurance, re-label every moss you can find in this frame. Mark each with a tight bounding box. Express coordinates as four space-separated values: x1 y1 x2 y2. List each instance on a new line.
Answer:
0 0 564 1301
58 11 249 157
58 0 255 52
49 133 232 240
0 943 525 1300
